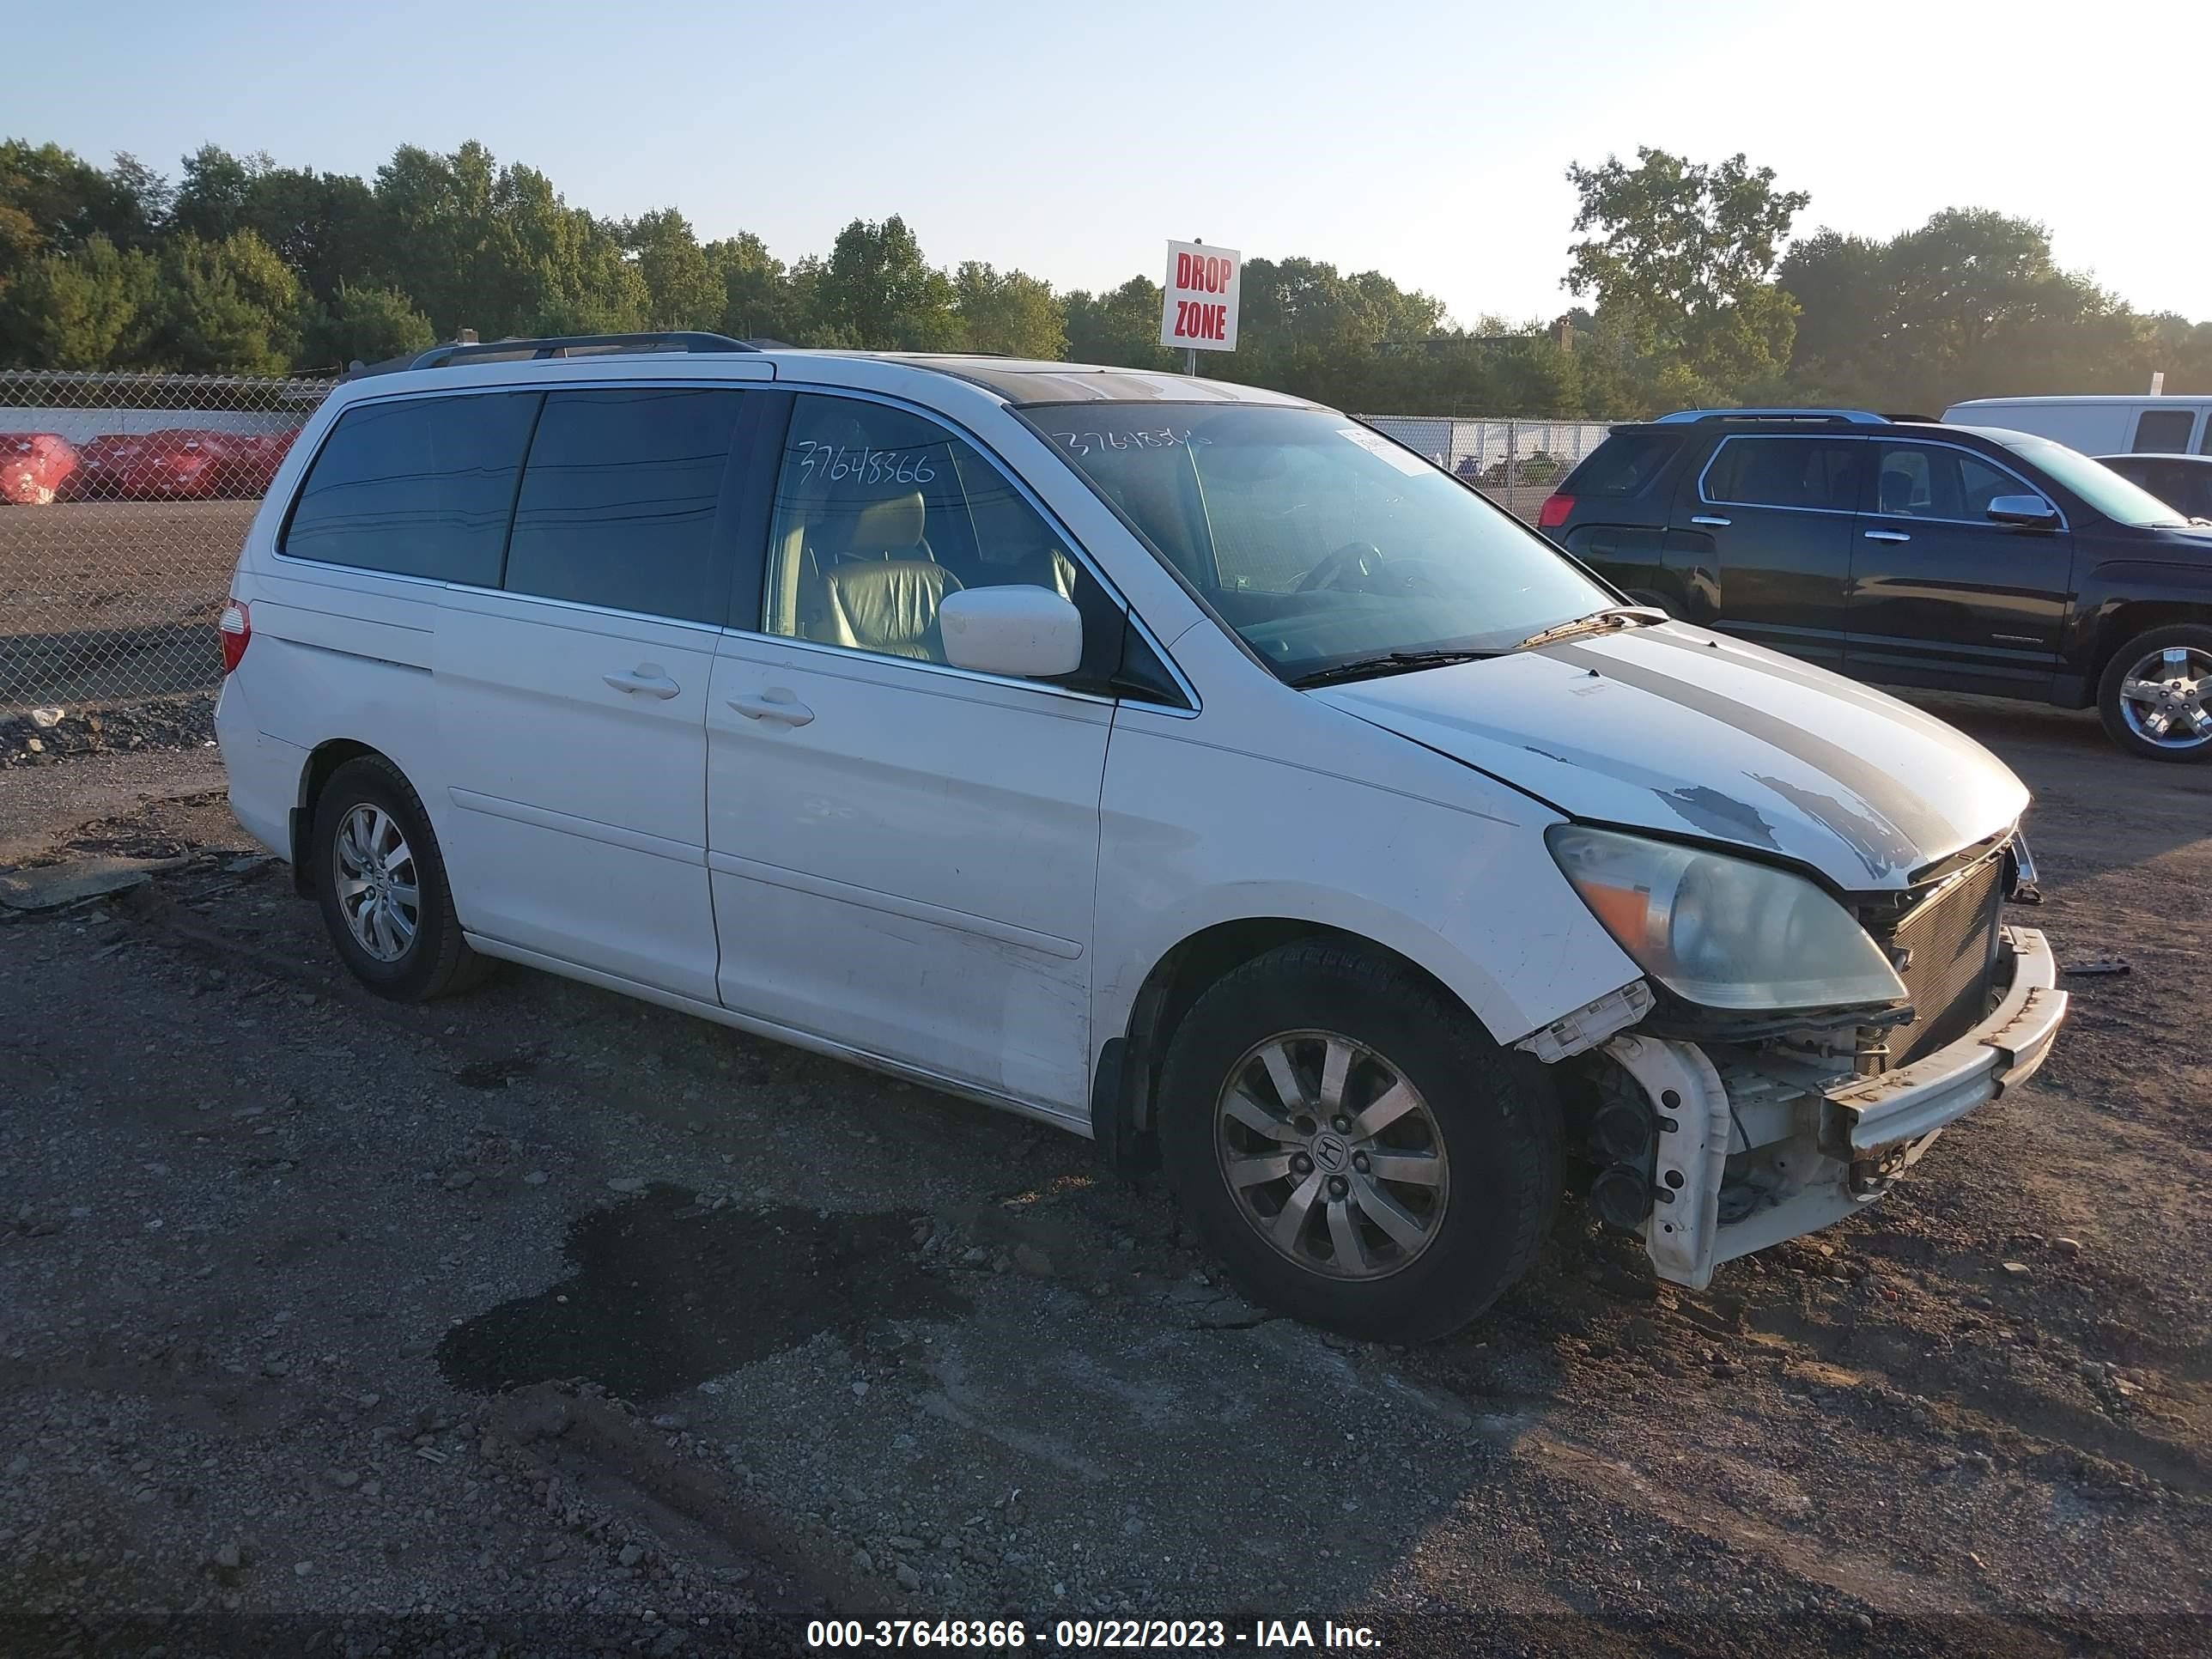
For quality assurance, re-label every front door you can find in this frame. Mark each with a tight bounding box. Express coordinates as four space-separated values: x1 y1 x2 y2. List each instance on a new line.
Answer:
706 392 1121 1115
433 386 760 1002
1844 439 2075 696
1666 434 1863 665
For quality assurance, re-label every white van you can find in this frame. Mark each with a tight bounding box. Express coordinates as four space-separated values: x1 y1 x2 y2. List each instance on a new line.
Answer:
216 332 2066 1341
1942 394 2212 456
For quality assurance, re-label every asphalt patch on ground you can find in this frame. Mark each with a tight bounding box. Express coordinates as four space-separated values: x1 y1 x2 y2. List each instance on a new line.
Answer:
437 1186 970 1401
454 1055 538 1089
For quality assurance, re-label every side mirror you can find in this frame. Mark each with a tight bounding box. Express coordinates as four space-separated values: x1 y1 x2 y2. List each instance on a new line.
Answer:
1986 494 2059 529
939 585 1082 679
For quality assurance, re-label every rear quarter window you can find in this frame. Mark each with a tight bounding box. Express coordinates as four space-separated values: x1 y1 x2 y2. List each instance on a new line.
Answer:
282 392 542 584
1558 432 1680 499
2132 408 2196 453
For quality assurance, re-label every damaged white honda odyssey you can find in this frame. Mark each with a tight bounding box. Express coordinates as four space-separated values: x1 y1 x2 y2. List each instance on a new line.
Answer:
216 334 2068 1341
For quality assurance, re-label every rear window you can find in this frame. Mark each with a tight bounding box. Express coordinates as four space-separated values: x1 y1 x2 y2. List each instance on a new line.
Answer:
1558 432 1680 498
283 392 541 583
502 388 750 623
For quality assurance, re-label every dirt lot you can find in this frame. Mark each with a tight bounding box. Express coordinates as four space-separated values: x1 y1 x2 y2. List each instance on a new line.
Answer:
0 501 254 708
0 694 2206 1657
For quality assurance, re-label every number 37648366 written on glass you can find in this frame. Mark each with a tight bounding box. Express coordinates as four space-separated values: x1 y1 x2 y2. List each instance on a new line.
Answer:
794 441 939 484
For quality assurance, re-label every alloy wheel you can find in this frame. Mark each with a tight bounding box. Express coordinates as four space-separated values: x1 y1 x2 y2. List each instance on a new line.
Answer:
333 803 421 962
2118 644 2212 751
1212 1030 1449 1280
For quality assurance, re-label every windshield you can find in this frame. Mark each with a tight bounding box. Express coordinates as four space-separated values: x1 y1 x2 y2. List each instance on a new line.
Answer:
1018 403 1611 681
1990 433 2189 527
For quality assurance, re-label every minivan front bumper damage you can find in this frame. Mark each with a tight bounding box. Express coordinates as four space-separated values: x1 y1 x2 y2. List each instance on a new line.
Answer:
1599 927 2064 1291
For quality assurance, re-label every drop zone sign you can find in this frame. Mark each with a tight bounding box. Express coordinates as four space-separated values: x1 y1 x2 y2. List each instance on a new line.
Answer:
1160 240 1241 352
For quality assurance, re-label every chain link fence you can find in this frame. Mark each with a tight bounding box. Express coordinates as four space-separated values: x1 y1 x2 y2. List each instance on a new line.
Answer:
1 368 333 714
1 370 1616 715
1357 416 1613 521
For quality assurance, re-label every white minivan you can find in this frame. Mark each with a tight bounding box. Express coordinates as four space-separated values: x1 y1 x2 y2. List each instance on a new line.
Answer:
216 334 2067 1340
1943 394 2212 457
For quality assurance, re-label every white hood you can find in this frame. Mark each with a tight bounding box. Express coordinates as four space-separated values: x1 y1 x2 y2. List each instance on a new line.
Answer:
1315 623 2027 892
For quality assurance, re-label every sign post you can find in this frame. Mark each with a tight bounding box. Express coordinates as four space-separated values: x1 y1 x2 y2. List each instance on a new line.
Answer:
1160 240 1241 374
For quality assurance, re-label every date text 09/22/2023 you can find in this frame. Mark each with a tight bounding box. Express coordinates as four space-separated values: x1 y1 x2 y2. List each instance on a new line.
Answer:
805 1617 1384 1650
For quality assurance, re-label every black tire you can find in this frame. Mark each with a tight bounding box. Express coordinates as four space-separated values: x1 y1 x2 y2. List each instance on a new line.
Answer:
312 754 493 1001
2098 623 2212 762
1158 940 1560 1344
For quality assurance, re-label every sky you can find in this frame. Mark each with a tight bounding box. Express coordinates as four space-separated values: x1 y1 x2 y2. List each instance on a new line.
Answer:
15 0 2211 327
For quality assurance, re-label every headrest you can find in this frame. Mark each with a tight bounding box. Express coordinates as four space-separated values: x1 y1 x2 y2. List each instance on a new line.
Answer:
820 490 927 555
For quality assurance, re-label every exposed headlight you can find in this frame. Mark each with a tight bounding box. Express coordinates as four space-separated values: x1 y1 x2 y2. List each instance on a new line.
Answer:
1547 825 1905 1013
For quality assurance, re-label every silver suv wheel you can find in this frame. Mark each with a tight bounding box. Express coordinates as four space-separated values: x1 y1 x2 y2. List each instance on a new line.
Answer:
1212 1030 1449 1280
2116 642 2212 751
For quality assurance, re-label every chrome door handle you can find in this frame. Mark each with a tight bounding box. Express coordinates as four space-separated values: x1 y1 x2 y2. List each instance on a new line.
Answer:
602 666 680 699
727 691 815 726
1863 529 1911 543
1690 514 1731 527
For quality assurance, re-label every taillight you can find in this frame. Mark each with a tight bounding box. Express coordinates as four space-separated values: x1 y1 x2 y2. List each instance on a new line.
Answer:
1537 492 1575 531
217 599 251 673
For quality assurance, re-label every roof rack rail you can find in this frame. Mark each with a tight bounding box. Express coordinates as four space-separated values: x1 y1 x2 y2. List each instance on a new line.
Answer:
410 331 760 370
1651 408 1887 425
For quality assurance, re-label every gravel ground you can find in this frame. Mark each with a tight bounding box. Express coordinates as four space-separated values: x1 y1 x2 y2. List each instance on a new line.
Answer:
0 693 2206 1658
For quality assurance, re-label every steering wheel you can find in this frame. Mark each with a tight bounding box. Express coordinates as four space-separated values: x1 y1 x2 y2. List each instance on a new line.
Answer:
1295 541 1388 593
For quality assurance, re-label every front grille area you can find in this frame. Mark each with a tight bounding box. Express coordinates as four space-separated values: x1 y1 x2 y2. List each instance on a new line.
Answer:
1872 853 2007 1067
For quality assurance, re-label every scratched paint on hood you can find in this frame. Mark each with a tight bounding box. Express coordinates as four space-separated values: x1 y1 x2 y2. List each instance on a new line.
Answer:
1312 623 2027 892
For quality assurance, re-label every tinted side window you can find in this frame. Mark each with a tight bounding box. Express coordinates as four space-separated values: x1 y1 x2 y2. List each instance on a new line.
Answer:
283 392 540 582
502 388 749 623
2133 409 2195 453
1871 443 2025 520
1703 437 1860 511
763 393 1122 685
1561 432 1680 498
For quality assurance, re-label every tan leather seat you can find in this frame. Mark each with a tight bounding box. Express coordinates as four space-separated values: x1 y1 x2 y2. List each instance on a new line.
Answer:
823 560 963 659
796 491 942 646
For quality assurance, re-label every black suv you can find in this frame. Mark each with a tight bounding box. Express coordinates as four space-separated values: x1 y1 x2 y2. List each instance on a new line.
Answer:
1540 409 2212 760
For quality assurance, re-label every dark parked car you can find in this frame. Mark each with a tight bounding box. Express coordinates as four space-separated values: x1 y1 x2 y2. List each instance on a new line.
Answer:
2096 452 2212 525
1540 410 2212 760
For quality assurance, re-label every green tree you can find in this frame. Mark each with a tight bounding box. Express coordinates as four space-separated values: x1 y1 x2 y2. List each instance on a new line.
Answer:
951 261 1065 357
1564 147 1808 400
0 140 169 263
626 208 723 331
1224 256 1451 406
1782 209 2161 410
167 143 261 243
706 231 798 342
1062 276 1172 369
0 234 158 367
302 283 434 370
371 142 645 340
155 229 302 373
808 216 959 349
